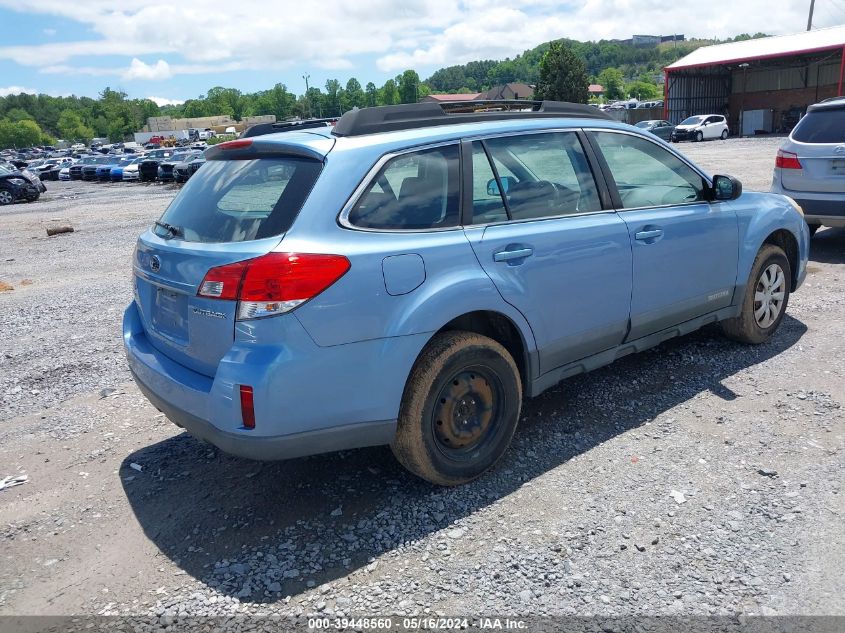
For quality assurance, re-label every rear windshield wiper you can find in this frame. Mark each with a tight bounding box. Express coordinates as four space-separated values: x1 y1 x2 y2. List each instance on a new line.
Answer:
154 220 183 238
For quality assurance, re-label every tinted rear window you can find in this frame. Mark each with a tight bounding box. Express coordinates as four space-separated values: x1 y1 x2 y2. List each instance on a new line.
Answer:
792 109 845 143
154 157 322 243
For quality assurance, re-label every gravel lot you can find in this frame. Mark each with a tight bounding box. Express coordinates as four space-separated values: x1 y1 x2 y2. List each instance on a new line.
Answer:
0 137 843 622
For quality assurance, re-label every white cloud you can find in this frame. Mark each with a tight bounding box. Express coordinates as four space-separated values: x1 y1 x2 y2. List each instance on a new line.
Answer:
123 58 172 81
0 0 841 81
147 96 185 106
43 28 57 36
0 85 38 97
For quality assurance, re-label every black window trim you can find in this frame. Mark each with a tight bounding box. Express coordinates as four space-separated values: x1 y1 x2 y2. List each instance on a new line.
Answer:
583 127 716 212
337 139 466 233
459 128 617 228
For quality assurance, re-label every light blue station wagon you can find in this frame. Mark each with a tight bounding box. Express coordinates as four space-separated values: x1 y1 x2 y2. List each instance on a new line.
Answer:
124 101 809 485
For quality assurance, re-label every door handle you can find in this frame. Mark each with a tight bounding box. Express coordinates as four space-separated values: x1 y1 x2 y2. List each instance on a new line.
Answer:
635 229 663 241
493 247 533 262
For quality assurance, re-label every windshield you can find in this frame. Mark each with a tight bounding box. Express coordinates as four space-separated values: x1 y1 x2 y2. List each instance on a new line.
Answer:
680 116 705 125
635 121 655 128
791 109 845 143
154 157 322 243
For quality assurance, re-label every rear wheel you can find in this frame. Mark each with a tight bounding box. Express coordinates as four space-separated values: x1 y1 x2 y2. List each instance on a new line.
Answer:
721 244 791 344
391 331 522 486
720 129 728 140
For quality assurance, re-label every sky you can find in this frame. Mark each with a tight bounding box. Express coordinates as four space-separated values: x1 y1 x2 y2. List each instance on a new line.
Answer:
0 0 843 105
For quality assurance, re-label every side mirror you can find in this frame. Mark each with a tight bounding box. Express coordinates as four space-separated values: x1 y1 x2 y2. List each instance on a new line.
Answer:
712 174 742 201
487 176 517 196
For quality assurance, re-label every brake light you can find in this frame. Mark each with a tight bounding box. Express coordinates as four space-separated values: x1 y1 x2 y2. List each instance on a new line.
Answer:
239 385 255 429
776 150 802 170
218 139 253 151
197 252 350 320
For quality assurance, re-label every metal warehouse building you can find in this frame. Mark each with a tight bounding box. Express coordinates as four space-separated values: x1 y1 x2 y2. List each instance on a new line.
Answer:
664 26 845 134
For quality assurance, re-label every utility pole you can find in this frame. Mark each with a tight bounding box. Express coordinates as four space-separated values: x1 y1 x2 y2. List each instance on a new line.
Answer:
302 73 311 118
807 0 815 31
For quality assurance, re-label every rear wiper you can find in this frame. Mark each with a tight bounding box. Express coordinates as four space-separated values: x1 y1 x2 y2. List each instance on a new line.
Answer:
154 220 183 238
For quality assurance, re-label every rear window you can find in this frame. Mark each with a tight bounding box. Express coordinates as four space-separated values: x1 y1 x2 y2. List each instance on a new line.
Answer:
792 109 845 143
154 157 322 243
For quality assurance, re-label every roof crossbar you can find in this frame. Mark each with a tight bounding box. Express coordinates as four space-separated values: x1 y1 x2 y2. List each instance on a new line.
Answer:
331 100 611 137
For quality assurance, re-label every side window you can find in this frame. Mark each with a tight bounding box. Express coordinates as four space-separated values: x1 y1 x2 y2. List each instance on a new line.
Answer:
475 132 602 222
348 145 460 230
470 143 509 224
593 131 707 208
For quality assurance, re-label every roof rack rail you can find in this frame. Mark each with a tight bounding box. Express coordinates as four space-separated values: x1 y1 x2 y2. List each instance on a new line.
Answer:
331 100 610 137
242 117 338 139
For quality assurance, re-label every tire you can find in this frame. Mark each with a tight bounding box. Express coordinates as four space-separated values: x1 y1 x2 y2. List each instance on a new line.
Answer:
807 223 820 237
391 331 522 486
720 129 728 140
695 131 704 142
721 244 791 344
24 190 40 202
0 187 13 205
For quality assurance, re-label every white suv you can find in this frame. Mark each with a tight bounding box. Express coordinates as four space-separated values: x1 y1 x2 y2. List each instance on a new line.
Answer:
671 114 729 142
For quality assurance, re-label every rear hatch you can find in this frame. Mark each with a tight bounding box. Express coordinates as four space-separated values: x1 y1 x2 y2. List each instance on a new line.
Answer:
133 133 334 377
781 105 845 194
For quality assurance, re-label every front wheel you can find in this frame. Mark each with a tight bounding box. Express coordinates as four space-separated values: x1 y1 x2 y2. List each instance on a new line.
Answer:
391 331 522 486
695 131 704 142
0 187 13 205
721 244 791 344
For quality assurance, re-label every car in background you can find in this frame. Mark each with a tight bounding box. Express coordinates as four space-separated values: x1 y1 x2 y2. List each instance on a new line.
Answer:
173 154 206 183
158 150 201 182
138 149 176 182
124 101 808 485
110 156 142 182
122 158 143 181
36 157 74 181
69 155 101 180
58 165 72 181
634 120 675 141
671 115 729 142
82 156 113 181
0 163 41 205
770 96 845 236
96 156 125 182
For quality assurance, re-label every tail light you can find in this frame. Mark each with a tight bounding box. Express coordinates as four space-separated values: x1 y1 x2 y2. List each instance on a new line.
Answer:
775 150 802 170
197 252 350 320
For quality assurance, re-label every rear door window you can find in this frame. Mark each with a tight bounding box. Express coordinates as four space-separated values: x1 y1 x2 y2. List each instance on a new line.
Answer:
154 157 322 243
792 109 845 143
347 145 460 230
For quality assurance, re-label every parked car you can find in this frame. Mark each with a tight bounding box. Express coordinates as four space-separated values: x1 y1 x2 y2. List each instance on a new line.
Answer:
770 96 845 236
122 158 143 182
70 155 101 180
173 154 206 183
125 101 809 485
0 163 41 204
35 157 74 181
671 115 729 142
634 119 675 141
138 149 176 182
110 156 143 182
96 157 124 182
157 151 198 182
82 156 112 181
58 165 72 181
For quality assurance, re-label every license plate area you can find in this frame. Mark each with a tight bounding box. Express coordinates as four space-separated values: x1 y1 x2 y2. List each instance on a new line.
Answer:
152 287 189 343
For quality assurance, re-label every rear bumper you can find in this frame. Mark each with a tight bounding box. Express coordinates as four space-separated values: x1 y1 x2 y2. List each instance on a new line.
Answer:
123 302 417 461
771 181 845 226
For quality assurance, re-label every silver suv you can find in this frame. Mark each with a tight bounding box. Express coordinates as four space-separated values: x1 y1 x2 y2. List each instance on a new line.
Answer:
771 97 845 235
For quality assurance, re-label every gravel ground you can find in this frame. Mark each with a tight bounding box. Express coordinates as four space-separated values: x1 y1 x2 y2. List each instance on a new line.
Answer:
0 138 843 623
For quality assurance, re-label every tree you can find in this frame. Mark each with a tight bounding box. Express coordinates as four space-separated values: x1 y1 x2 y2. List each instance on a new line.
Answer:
0 118 47 148
398 70 421 104
343 78 365 110
57 110 94 143
625 80 661 100
381 79 398 106
365 82 378 107
534 42 589 103
597 68 625 101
